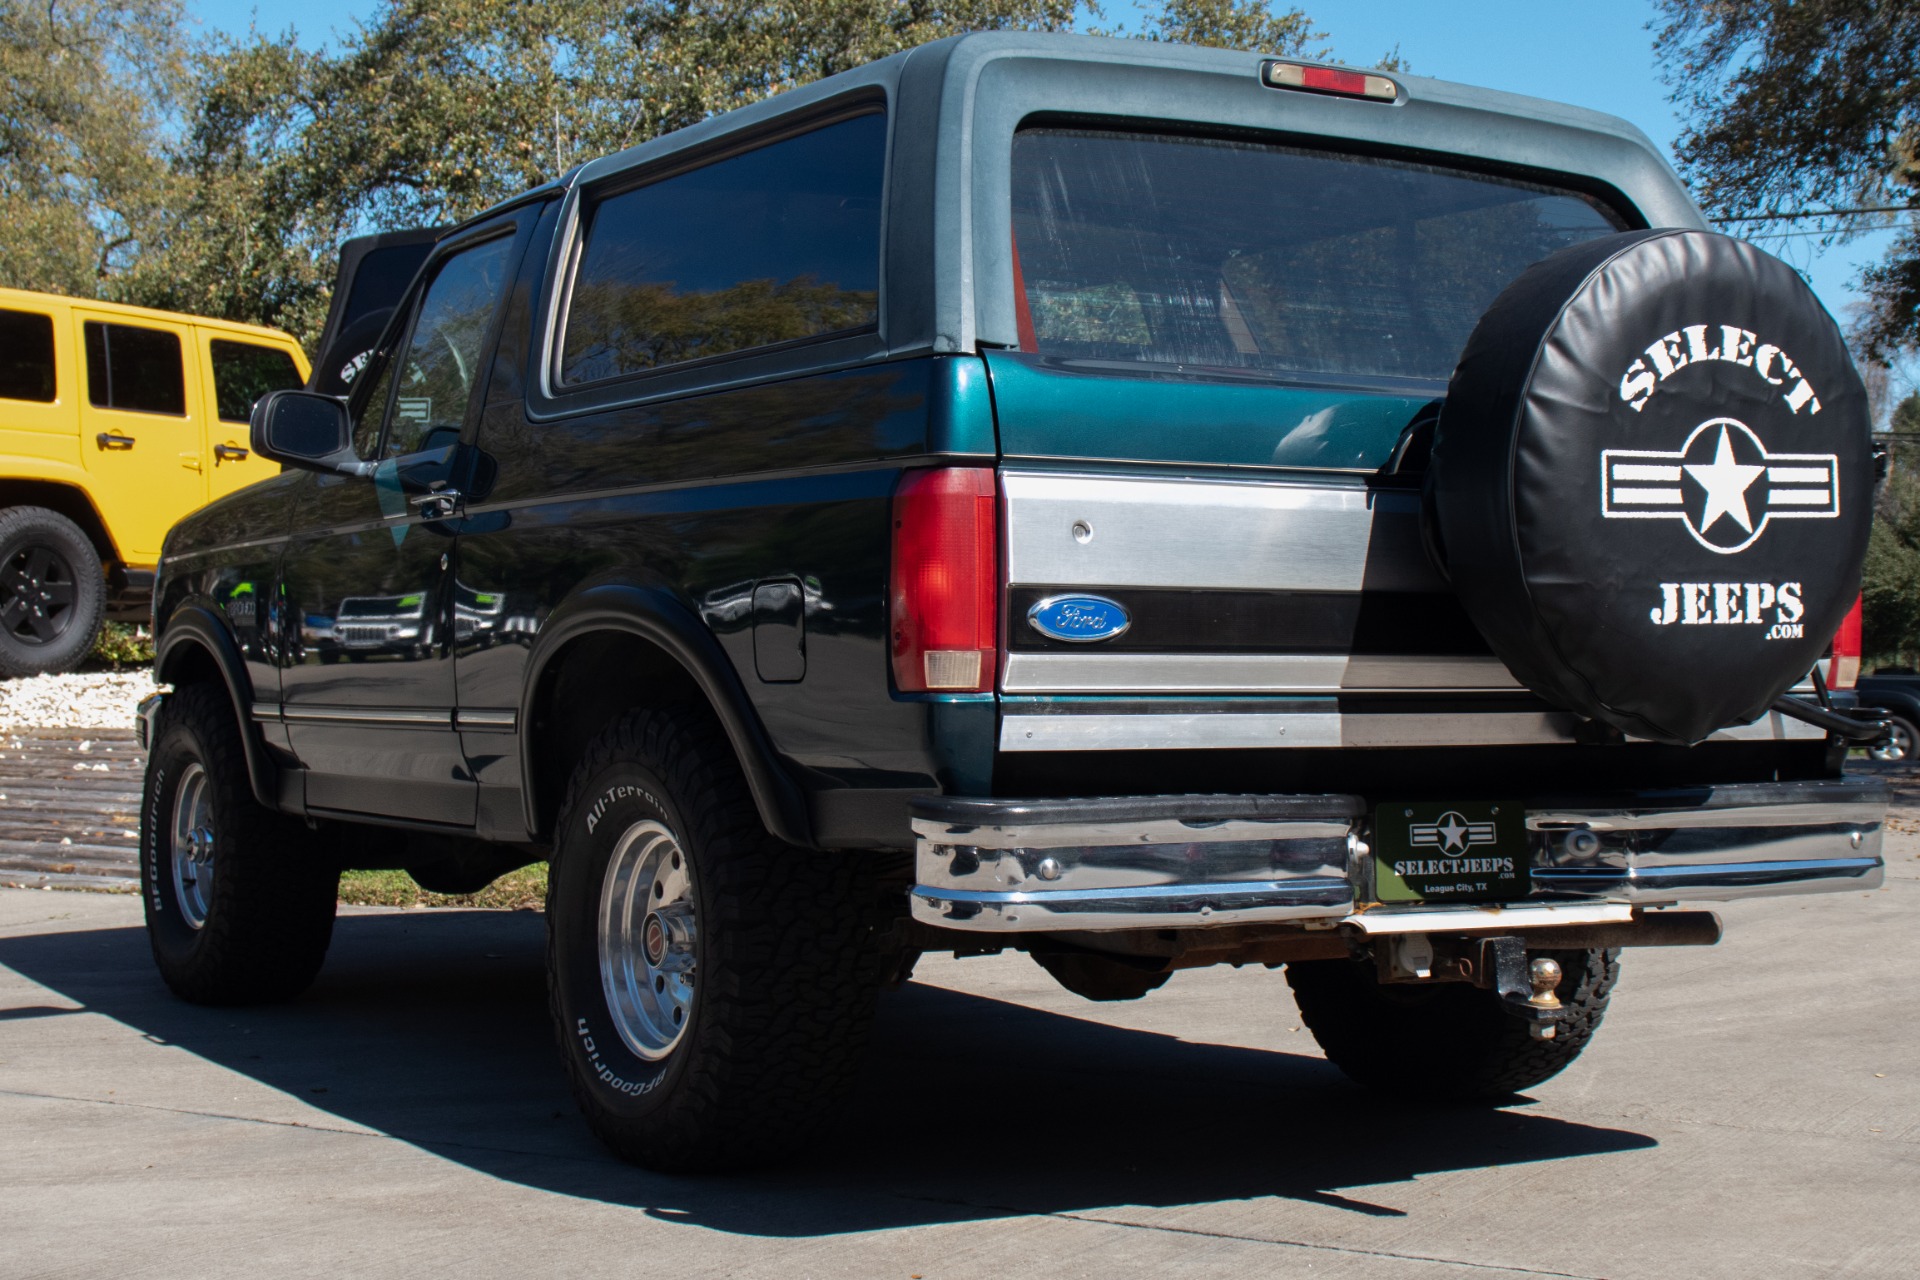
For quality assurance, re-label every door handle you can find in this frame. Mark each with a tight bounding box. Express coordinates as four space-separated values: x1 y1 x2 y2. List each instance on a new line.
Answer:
95 432 135 450
409 489 463 520
214 443 249 463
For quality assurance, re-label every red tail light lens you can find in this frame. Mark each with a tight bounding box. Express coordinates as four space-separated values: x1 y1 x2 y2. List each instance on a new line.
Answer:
891 467 999 693
1830 595 1863 690
1261 61 1399 102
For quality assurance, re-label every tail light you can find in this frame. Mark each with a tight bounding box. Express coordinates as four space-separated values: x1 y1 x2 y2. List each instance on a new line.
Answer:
1829 595 1863 690
890 467 998 693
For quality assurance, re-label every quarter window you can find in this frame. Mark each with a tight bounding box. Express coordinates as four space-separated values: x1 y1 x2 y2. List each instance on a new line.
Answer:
83 321 186 415
0 310 55 402
1010 129 1628 386
209 340 305 422
559 111 886 386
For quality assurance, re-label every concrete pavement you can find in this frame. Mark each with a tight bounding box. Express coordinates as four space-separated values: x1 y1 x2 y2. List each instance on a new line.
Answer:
1 835 1916 1279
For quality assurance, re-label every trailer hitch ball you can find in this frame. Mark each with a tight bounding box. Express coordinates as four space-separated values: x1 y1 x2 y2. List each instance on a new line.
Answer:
1526 957 1563 1039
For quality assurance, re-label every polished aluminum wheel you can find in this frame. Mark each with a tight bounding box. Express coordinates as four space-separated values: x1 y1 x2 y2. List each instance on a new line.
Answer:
598 819 698 1059
170 762 216 930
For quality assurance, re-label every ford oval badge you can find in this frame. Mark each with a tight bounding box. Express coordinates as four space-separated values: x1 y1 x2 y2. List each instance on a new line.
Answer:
1027 594 1131 643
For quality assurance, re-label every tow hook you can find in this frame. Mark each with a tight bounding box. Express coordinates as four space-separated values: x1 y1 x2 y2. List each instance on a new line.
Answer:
1482 936 1567 1040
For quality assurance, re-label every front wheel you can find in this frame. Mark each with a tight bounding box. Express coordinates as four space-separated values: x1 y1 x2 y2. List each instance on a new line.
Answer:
1286 947 1621 1101
546 705 886 1172
142 684 340 1003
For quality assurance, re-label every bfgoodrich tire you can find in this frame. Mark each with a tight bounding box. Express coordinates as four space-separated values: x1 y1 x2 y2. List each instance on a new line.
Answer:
1286 948 1621 1101
142 683 339 1004
0 505 105 677
546 705 886 1172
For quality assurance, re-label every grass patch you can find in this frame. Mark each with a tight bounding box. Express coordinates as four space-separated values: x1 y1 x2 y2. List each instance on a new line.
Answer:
339 864 548 910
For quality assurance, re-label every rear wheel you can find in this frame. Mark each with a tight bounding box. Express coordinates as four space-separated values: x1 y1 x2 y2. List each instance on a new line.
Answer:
0 506 105 677
142 683 339 1004
546 704 886 1172
1286 947 1620 1101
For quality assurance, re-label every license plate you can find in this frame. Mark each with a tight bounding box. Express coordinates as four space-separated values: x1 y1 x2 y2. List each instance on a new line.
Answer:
1371 801 1530 903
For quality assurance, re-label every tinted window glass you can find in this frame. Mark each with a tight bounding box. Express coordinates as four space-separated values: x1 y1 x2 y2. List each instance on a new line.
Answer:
350 342 398 460
560 112 885 385
83 321 186 415
0 310 55 402
1011 129 1626 385
209 340 304 422
381 234 515 458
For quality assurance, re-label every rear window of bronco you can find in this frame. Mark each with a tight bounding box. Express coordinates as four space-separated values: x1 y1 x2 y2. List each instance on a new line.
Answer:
1010 129 1628 386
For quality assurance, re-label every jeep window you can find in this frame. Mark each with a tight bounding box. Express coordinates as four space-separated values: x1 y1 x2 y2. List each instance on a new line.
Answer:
209 340 305 422
1010 129 1627 385
0 310 55 402
359 233 515 459
83 321 186 415
559 111 885 386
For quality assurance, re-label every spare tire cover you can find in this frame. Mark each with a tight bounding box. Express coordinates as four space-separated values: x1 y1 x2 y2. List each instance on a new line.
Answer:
1430 229 1874 745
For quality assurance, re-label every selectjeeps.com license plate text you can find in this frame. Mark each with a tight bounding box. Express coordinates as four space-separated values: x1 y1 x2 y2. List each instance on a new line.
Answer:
1372 801 1530 903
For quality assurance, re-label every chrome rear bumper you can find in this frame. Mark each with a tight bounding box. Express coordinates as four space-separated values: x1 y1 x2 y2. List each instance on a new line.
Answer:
909 779 1887 933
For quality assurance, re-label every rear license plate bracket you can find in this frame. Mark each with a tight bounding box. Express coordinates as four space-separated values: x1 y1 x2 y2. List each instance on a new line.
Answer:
1372 801 1530 904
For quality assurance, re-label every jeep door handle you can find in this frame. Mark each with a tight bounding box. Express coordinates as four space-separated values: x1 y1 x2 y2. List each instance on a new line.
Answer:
409 489 463 520
214 443 249 462
95 432 135 450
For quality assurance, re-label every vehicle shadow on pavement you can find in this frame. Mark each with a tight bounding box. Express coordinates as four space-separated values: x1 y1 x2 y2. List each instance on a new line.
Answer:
0 908 1657 1235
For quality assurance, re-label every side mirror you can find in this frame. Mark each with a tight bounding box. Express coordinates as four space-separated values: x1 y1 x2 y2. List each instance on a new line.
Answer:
250 390 373 478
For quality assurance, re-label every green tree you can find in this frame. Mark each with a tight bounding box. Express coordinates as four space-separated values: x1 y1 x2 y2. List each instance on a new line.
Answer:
1865 461 1920 665
0 0 186 297
1136 0 1319 55
1653 2 1920 359
1894 389 1920 435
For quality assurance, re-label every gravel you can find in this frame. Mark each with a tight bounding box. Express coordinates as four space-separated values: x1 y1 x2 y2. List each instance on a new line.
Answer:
0 671 161 730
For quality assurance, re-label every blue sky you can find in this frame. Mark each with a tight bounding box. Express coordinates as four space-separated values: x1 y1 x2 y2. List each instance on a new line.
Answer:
193 0 1896 344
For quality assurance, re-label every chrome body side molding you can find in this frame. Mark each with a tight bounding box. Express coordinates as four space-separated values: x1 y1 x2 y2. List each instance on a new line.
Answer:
249 703 519 732
997 707 1826 752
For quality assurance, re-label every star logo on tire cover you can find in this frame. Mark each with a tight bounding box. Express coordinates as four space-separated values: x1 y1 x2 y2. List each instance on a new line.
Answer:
1600 417 1839 554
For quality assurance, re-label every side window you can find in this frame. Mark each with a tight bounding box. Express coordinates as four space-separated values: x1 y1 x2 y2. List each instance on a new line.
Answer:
374 234 515 459
559 111 886 386
0 310 55 402
209 340 305 422
83 321 186 415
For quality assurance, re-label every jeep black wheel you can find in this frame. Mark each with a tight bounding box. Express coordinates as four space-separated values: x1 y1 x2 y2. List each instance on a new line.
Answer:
142 683 340 1004
1867 714 1918 764
1286 948 1620 1101
0 506 105 677
546 705 885 1172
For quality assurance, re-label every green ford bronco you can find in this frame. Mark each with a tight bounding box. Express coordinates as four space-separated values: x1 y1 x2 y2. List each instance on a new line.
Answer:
137 33 1886 1171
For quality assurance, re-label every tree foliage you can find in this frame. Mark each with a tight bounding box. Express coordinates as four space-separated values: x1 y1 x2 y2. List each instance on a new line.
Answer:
0 0 184 296
1135 0 1318 56
1865 459 1920 664
1653 1 1920 359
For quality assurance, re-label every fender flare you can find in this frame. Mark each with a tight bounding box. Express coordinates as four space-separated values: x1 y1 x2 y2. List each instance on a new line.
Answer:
519 583 815 848
154 604 282 812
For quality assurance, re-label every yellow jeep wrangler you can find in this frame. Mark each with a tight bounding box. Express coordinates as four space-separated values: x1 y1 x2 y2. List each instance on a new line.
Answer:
0 288 309 675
